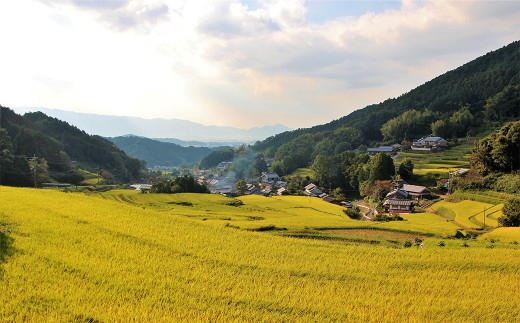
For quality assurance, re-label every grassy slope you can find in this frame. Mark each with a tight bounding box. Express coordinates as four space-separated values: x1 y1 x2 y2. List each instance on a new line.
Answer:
1 186 520 321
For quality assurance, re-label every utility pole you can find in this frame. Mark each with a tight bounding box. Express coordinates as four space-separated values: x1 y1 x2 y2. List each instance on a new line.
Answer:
483 206 486 229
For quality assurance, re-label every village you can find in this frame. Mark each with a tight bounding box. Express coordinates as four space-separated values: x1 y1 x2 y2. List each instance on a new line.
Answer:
127 134 471 221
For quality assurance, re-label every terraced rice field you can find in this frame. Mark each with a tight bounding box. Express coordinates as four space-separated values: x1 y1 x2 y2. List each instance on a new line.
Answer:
1 186 520 321
431 200 503 230
94 190 460 237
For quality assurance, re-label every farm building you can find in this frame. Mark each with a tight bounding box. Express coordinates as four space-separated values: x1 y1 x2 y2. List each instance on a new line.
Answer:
383 199 414 214
386 189 409 199
401 184 431 200
261 172 279 183
367 146 395 156
303 183 323 197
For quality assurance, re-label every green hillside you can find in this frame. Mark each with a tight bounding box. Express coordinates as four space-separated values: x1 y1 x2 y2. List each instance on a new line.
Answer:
253 40 520 163
0 108 144 186
108 135 225 167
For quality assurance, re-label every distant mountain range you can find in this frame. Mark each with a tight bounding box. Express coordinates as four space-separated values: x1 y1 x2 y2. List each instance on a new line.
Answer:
108 135 229 167
13 108 292 142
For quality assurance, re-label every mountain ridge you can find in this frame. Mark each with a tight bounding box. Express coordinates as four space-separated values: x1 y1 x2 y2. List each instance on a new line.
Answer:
12 108 292 142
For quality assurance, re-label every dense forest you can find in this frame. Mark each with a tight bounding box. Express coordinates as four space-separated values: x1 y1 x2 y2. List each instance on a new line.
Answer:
248 40 520 176
0 107 144 186
108 135 227 167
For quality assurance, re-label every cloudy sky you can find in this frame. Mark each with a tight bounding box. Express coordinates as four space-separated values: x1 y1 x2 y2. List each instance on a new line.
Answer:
1 0 520 129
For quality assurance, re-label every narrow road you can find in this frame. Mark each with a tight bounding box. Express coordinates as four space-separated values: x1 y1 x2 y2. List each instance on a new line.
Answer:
352 201 377 221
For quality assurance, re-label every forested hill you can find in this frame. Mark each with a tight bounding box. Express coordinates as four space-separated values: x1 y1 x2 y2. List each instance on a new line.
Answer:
0 107 144 186
253 40 520 154
108 136 227 167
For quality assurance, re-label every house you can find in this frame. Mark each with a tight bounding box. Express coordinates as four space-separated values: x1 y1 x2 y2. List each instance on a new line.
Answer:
217 161 233 169
386 189 409 199
412 136 448 153
277 187 288 196
321 196 335 203
450 168 469 177
367 146 395 156
261 172 279 183
130 184 152 191
275 181 288 188
246 184 258 195
383 199 414 214
411 146 434 154
304 183 323 196
401 184 431 200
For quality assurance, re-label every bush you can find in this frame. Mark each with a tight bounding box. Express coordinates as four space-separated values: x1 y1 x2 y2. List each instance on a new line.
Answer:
437 241 446 247
403 241 412 248
343 208 362 220
225 200 244 207
373 213 403 222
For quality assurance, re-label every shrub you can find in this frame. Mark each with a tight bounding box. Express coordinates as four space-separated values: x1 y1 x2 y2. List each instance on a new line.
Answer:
403 241 412 248
343 208 362 220
373 213 403 222
225 200 244 207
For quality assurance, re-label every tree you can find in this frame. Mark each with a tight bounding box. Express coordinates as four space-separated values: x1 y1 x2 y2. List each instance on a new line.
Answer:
431 119 449 138
398 158 414 180
471 121 520 175
498 198 520 227
484 85 520 121
235 180 248 196
381 109 434 142
311 155 331 187
449 106 474 137
369 153 395 182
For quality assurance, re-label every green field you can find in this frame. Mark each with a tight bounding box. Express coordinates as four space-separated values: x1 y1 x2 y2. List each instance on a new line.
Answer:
396 138 474 176
285 167 314 180
78 169 100 184
1 186 520 321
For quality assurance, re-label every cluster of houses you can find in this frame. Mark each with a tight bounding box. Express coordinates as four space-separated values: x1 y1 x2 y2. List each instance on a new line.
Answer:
383 181 431 214
411 136 448 153
367 135 449 156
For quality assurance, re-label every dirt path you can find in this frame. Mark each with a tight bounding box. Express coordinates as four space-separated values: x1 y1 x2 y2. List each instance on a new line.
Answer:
352 200 377 221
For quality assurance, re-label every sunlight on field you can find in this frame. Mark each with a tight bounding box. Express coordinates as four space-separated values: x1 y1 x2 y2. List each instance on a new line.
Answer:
1 187 520 321
480 227 520 243
431 200 501 230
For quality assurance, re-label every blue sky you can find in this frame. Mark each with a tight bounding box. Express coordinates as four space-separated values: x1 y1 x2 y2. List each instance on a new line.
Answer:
1 0 520 129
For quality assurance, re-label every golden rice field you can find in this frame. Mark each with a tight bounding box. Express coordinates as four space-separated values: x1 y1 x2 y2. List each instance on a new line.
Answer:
1 186 520 321
430 200 503 230
95 190 460 237
481 227 520 242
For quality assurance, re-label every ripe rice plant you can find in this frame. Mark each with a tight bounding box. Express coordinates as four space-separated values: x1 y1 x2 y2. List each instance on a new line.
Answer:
1 186 520 321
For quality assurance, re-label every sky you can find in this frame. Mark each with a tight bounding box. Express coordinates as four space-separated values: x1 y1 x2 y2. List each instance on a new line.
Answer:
1 0 520 129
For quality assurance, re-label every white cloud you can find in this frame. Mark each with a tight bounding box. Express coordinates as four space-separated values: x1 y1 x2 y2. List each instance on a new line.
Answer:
1 0 520 129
